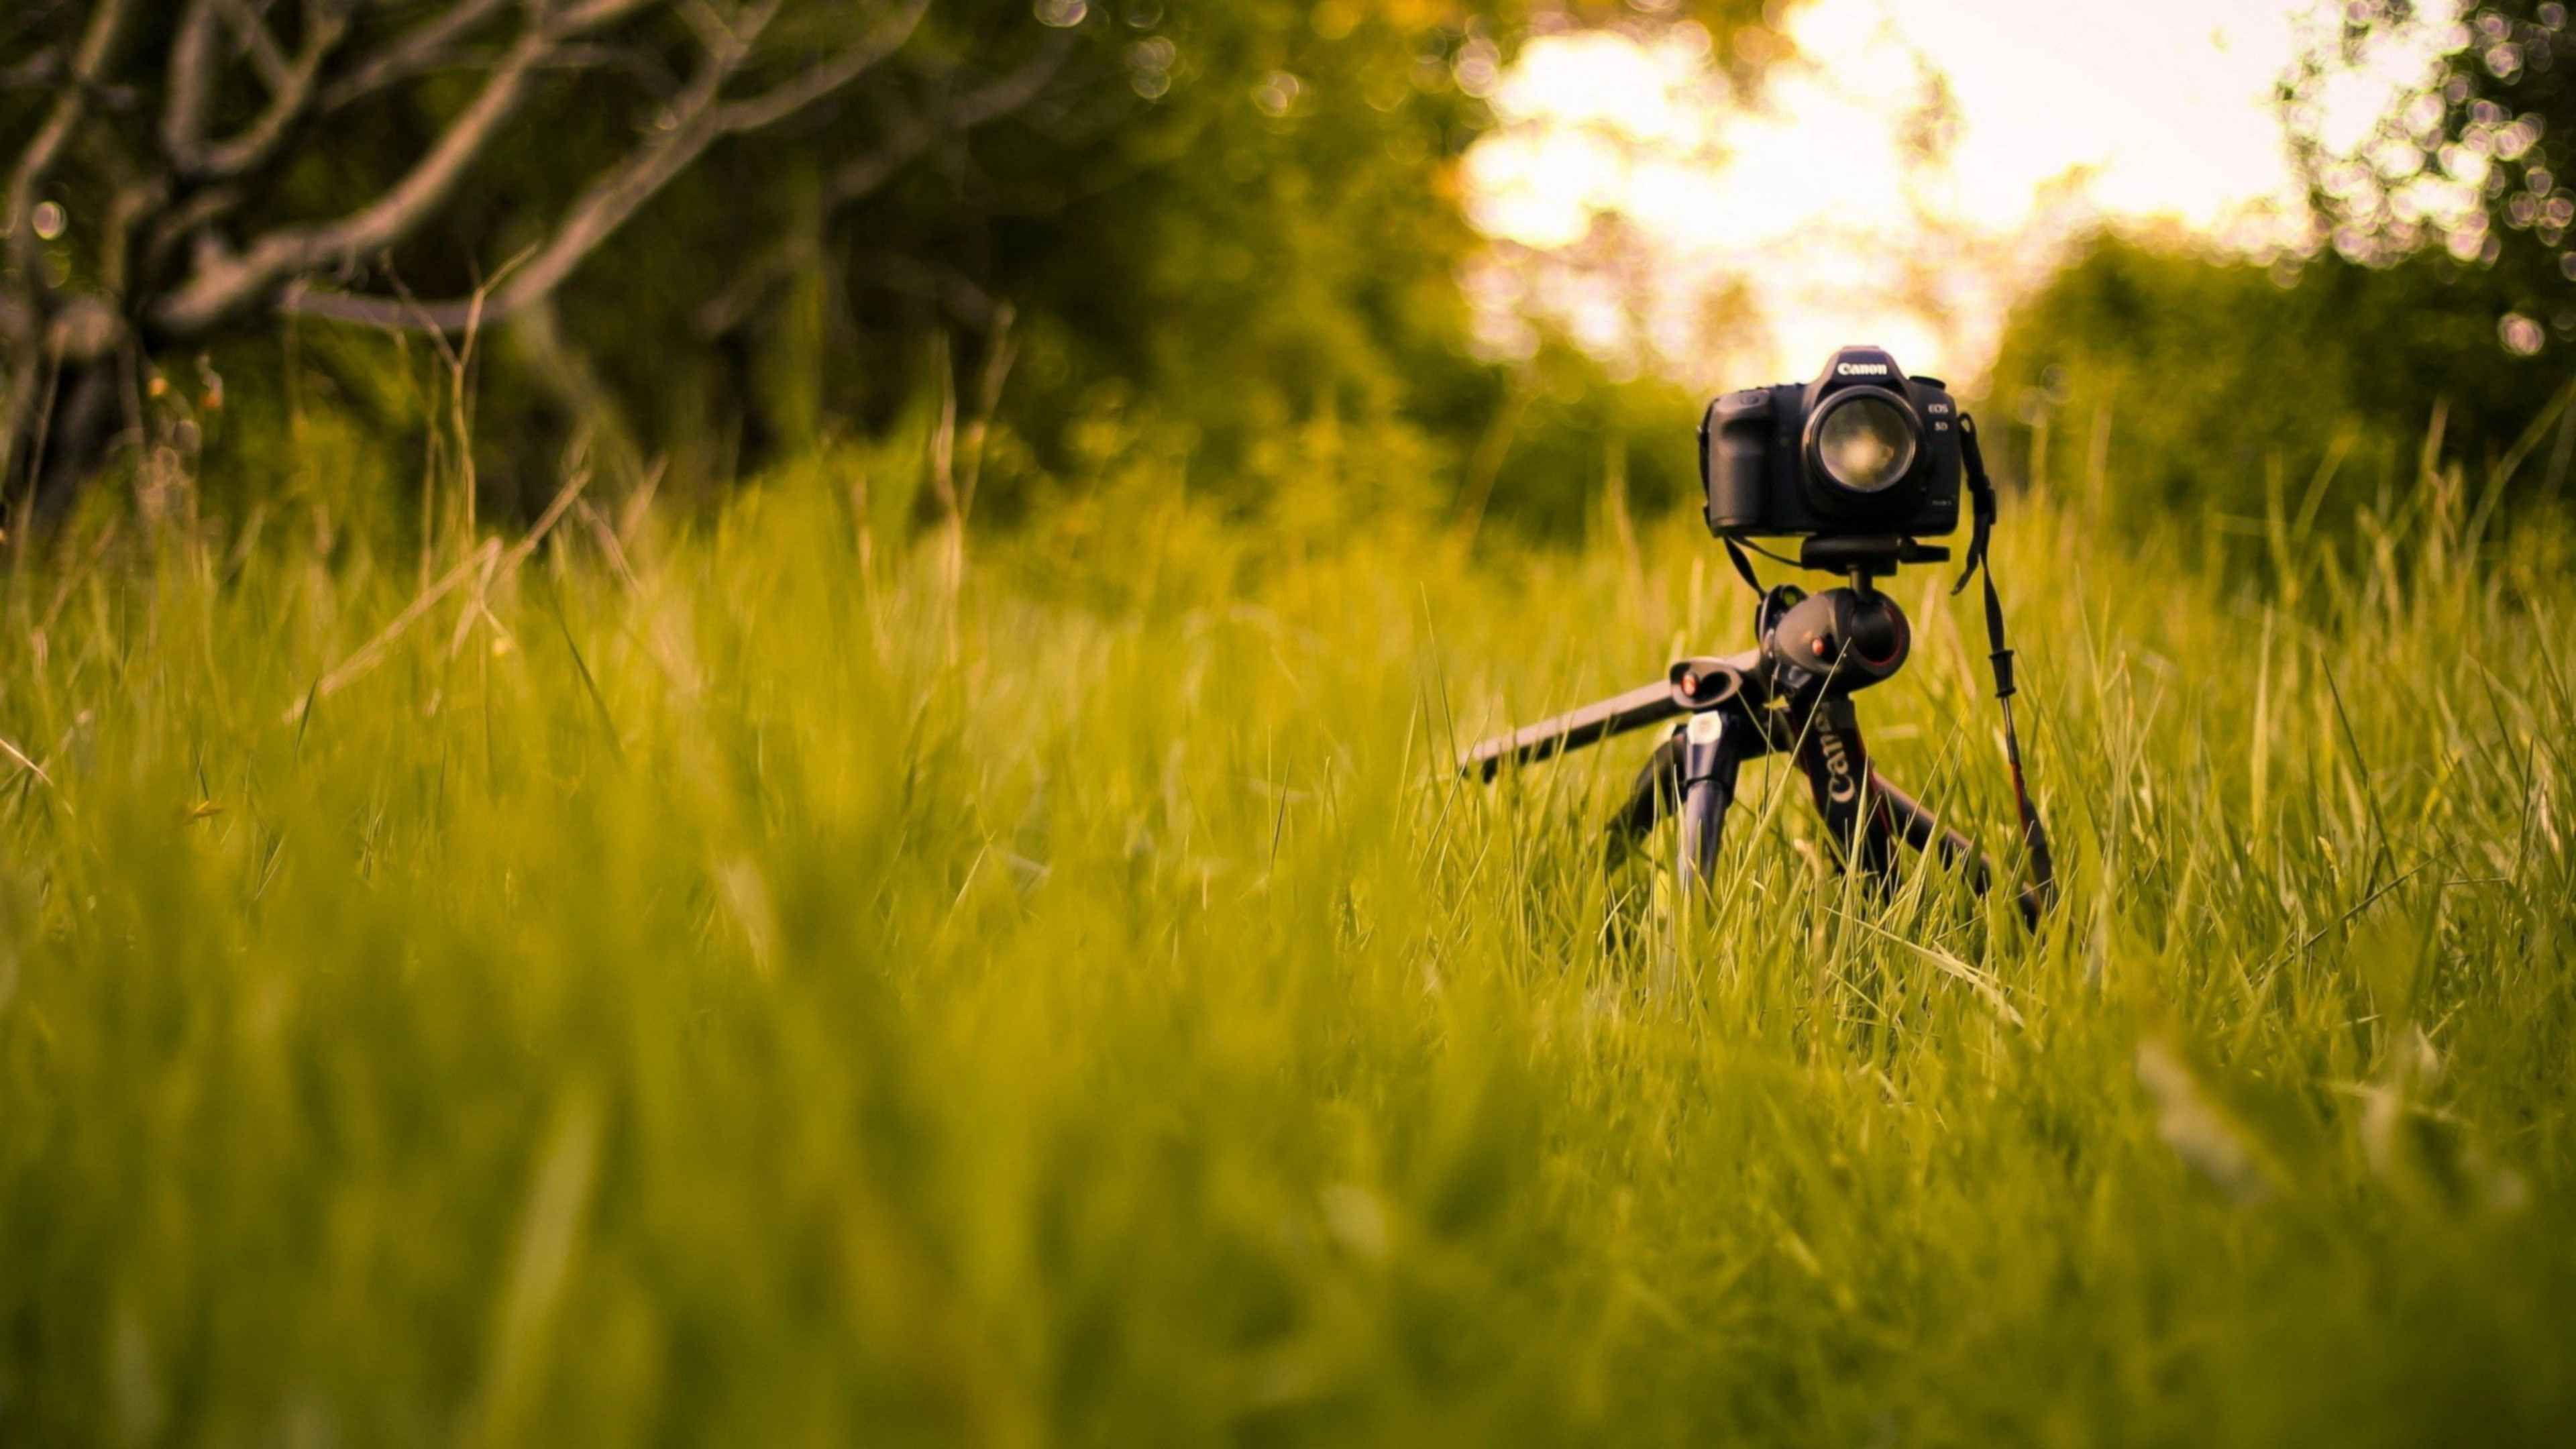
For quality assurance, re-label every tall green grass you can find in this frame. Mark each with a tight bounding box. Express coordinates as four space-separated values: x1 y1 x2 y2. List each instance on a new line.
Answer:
3 444 2573 1445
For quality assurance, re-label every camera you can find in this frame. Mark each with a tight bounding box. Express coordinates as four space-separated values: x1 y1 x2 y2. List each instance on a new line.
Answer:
1699 345 1962 541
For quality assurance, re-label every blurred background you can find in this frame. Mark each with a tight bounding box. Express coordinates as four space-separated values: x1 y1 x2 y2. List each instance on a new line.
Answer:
3 0 2569 551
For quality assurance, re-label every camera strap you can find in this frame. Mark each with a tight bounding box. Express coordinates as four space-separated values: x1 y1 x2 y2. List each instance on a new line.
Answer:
1954 413 2058 914
1721 535 1766 595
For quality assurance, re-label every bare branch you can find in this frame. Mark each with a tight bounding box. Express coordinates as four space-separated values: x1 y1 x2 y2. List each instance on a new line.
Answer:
214 0 292 92
187 6 352 179
156 0 708 337
674 0 745 59
154 21 557 334
828 37 1071 205
316 0 511 111
859 250 999 326
677 42 1087 337
824 113 935 206
141 184 241 280
284 40 747 333
7 0 138 284
553 0 663 34
712 0 929 133
950 36 1075 127
100 178 166 294
284 0 934 336
0 47 65 91
688 235 810 337
161 0 223 165
535 42 682 93
323 38 682 111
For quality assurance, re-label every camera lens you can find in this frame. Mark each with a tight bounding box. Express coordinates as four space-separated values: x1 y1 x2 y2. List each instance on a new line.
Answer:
1814 395 1917 494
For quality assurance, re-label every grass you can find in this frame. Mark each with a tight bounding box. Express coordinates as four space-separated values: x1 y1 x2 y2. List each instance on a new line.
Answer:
3 444 2574 1446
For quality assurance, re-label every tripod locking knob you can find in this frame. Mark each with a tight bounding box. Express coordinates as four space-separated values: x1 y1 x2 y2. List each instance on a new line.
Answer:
1668 657 1745 709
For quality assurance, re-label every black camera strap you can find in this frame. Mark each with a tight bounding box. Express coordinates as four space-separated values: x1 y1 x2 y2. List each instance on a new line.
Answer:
1953 413 2058 913
1721 535 1766 595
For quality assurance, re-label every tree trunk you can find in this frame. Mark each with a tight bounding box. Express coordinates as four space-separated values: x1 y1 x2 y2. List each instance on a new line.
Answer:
25 354 125 529
4 299 129 535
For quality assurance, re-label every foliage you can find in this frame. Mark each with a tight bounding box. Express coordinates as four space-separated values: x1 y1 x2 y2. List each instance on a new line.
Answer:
1985 229 2571 534
2286 0 2576 351
4 419 2576 1442
0 1 1777 533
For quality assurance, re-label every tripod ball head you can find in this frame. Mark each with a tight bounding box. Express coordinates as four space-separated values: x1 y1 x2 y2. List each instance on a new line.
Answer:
1764 588 1910 686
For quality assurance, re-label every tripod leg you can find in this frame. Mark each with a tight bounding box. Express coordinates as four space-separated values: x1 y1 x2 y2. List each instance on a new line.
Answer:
1604 714 1752 890
1870 770 2047 928
1792 697 1899 892
1676 711 1747 888
1607 732 1684 855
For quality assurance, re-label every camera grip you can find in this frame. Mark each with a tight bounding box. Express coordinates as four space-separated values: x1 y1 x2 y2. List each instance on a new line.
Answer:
1701 391 1773 532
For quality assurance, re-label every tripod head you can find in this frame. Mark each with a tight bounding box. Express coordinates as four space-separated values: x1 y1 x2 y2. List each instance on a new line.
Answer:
1455 579 1914 784
1756 582 1910 700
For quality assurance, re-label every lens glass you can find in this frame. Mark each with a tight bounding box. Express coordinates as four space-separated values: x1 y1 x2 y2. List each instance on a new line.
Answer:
1815 394 1917 494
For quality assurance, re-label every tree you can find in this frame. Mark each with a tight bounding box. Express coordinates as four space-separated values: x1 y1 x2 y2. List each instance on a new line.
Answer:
0 0 1090 523
1 0 1781 532
1985 229 2563 538
2285 1 2576 352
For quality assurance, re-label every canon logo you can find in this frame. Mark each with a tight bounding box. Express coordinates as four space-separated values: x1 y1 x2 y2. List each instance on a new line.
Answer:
1835 362 1890 377
1815 728 1859 803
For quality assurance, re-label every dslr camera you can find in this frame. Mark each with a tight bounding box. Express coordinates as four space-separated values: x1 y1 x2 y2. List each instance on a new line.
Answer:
1699 345 1961 542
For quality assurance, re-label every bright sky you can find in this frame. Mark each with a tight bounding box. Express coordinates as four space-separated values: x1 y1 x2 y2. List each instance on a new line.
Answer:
1879 0 2310 228
1462 0 2451 388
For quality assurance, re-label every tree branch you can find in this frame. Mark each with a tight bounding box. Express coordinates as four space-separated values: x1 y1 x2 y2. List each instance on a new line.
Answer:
160 0 223 166
186 5 352 180
325 41 680 101
856 249 999 327
711 0 929 133
552 0 664 36
154 21 554 335
155 0 706 337
142 184 241 281
687 235 811 337
214 0 292 93
100 176 166 294
284 0 934 336
828 37 1071 205
317 0 511 112
0 47 65 91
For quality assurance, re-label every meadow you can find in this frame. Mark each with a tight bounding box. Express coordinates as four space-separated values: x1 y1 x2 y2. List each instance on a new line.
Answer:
3 430 2574 1446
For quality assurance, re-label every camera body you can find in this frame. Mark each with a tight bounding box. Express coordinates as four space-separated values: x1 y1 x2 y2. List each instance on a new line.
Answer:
1699 345 1962 540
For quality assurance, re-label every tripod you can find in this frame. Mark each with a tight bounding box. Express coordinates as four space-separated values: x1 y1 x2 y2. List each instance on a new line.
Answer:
1460 538 2053 928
